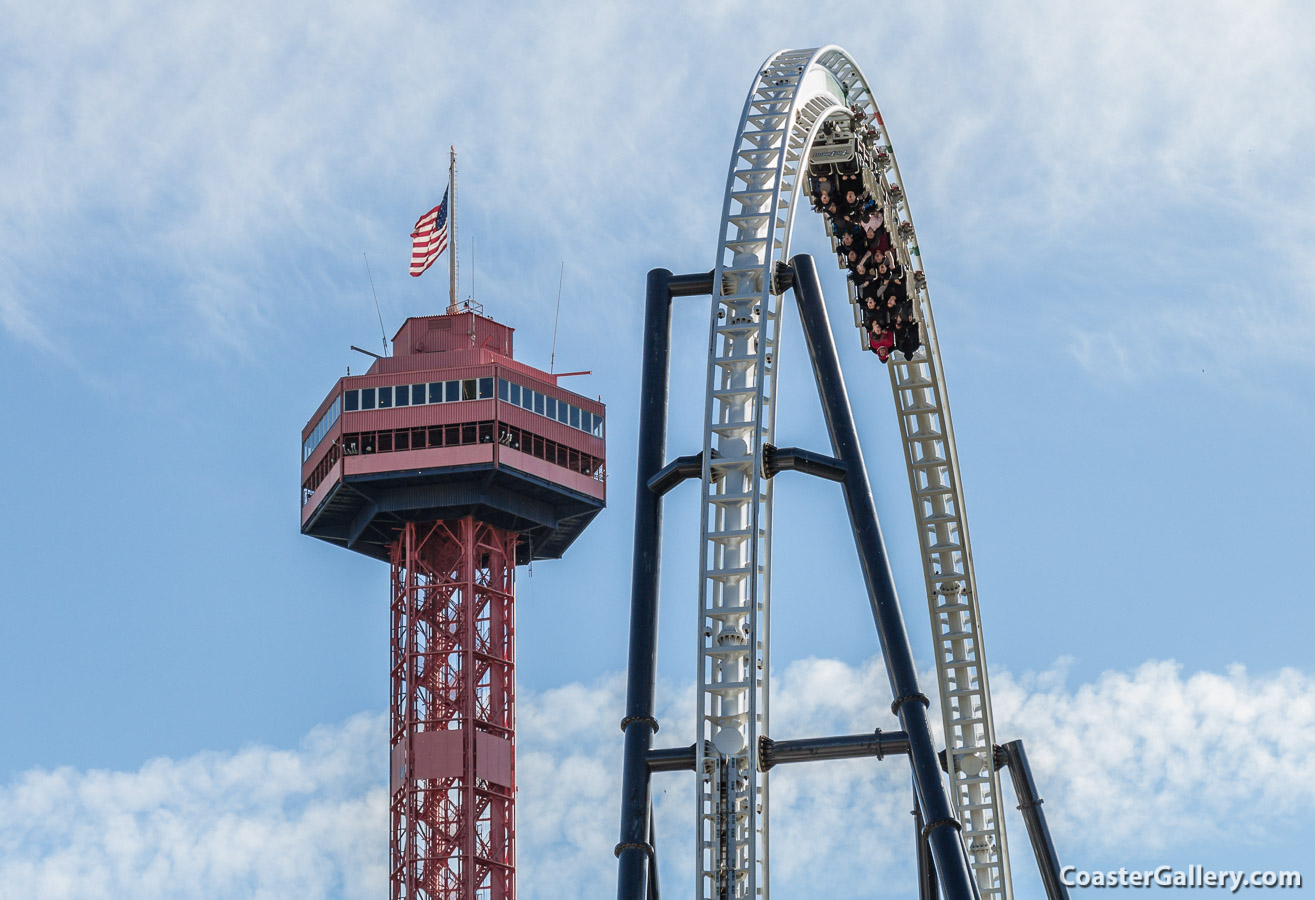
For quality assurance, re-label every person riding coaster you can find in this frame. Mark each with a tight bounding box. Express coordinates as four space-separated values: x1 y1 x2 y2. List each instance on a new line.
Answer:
808 137 923 364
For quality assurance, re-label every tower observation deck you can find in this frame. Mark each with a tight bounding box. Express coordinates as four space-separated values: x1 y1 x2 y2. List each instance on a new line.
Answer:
300 307 605 899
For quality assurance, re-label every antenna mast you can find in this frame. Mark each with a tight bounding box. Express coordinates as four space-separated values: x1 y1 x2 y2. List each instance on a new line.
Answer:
448 147 459 314
550 262 564 373
364 253 388 354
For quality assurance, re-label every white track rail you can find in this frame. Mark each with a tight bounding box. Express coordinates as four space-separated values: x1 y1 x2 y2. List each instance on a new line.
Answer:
696 46 1011 900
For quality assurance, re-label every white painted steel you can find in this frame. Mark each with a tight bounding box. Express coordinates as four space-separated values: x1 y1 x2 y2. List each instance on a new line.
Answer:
697 47 1012 900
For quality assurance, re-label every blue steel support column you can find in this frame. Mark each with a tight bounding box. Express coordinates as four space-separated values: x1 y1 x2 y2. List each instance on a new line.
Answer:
787 254 980 900
1000 741 1070 900
915 783 940 900
615 268 676 900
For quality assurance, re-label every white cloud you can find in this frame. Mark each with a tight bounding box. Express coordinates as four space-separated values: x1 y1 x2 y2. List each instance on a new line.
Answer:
4 0 1313 378
886 1 1315 225
994 659 1315 851
0 0 727 355
0 712 388 899
2 658 1311 898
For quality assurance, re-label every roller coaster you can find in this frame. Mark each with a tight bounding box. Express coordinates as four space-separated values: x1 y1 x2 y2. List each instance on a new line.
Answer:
614 47 1069 900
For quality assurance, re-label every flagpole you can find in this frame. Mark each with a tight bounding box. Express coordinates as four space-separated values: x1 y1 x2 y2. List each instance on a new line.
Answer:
447 146 458 314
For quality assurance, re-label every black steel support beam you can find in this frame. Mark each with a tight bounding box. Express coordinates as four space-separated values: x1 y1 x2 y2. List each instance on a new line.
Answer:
758 730 909 769
647 449 723 497
647 797 660 900
762 443 848 482
1000 740 1070 900
788 253 980 900
915 787 941 900
667 270 716 296
647 744 698 773
648 454 703 496
616 268 712 900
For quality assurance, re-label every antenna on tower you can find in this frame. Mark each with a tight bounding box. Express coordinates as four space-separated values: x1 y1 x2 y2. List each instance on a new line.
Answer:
550 261 564 374
364 253 388 354
448 146 459 315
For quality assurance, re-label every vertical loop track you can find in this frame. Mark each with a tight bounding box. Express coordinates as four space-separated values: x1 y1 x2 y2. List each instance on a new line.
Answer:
696 46 1011 900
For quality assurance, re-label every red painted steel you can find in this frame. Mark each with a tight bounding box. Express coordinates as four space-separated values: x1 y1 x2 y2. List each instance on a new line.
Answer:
301 457 343 524
347 444 495 477
345 399 499 432
302 311 604 898
349 363 499 388
302 416 344 476
498 446 605 501
301 382 343 442
392 312 514 359
495 404 603 451
390 518 516 900
497 367 604 418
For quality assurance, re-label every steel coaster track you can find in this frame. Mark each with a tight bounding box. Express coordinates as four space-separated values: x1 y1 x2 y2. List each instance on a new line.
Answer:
697 46 1012 900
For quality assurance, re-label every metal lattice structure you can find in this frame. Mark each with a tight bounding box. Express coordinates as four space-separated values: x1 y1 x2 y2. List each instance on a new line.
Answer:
697 46 1010 900
390 518 517 900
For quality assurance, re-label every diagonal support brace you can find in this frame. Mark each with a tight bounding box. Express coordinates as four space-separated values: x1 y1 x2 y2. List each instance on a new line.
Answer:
647 450 723 496
788 253 979 900
998 740 1070 900
762 443 848 482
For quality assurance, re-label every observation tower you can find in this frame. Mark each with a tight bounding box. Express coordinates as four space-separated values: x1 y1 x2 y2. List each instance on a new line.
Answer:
300 306 606 900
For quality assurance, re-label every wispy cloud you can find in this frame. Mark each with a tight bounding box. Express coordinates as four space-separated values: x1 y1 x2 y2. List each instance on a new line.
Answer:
995 659 1315 851
0 712 387 899
884 1 1315 377
5 0 1313 380
2 658 1310 898
0 0 722 357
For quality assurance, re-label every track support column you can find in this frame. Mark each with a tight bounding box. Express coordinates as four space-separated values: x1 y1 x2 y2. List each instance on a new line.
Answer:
915 782 940 900
616 268 678 900
788 253 979 900
999 741 1070 900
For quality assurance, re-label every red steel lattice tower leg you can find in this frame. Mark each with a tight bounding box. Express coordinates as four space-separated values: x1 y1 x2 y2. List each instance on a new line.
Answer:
390 517 517 900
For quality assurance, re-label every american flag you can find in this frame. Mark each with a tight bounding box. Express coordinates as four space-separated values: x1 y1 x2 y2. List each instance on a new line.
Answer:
409 190 449 277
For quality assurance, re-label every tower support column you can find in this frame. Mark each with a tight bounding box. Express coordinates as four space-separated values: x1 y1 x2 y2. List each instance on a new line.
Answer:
390 517 517 900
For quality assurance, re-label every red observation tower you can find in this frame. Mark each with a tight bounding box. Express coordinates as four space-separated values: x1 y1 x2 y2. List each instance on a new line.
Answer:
299 308 605 899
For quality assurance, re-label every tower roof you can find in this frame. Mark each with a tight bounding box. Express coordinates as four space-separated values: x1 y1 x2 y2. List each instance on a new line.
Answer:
391 311 513 360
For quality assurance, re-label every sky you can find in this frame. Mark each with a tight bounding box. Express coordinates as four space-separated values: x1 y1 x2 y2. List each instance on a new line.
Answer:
1 1 1313 897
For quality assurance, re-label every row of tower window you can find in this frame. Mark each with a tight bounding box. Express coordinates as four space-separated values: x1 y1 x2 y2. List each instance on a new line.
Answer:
301 420 605 502
303 400 341 463
305 376 604 463
344 377 495 412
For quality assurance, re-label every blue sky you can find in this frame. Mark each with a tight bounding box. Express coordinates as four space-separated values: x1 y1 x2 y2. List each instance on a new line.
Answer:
1 1 1313 897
